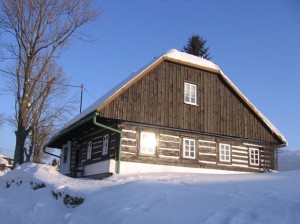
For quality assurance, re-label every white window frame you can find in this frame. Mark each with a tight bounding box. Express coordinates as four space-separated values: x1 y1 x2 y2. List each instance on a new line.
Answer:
62 144 68 164
183 138 196 159
249 148 260 166
102 134 109 156
140 131 156 155
87 141 92 160
219 143 231 162
184 82 197 105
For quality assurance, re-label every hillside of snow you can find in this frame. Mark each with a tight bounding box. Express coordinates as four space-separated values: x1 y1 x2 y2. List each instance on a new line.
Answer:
278 149 300 171
0 163 300 224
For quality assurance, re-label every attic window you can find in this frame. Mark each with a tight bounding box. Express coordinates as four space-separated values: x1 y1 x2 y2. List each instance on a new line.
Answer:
184 82 197 105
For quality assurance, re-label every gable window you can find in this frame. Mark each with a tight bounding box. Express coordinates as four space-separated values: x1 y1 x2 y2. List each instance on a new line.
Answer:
249 148 260 165
219 143 231 162
87 141 92 160
183 138 196 159
184 82 197 105
102 134 109 156
140 131 156 155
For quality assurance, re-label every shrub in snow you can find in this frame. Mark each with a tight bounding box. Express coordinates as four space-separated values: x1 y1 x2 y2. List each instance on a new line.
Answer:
52 190 84 208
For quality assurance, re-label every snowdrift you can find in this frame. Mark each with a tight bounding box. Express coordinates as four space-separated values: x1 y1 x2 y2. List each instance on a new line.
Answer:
1 163 300 224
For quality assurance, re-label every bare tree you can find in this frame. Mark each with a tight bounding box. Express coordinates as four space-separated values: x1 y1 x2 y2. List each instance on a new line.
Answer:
0 0 98 167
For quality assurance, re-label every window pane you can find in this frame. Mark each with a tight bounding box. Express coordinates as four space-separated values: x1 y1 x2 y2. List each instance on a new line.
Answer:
140 132 156 154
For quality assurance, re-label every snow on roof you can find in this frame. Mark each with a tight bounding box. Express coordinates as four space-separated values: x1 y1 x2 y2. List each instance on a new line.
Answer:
49 49 287 146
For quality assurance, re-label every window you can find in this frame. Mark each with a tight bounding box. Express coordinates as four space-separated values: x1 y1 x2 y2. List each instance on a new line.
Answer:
219 143 231 162
140 131 156 155
183 138 196 159
249 148 260 165
184 82 197 105
87 141 92 160
102 134 109 156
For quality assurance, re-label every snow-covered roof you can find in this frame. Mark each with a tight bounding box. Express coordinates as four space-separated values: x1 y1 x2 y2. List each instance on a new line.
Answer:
48 49 287 146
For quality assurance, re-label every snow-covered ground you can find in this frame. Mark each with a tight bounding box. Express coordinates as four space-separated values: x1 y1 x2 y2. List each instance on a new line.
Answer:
0 163 300 224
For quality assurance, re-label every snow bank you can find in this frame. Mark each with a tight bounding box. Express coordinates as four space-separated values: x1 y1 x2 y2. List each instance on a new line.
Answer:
1 163 300 224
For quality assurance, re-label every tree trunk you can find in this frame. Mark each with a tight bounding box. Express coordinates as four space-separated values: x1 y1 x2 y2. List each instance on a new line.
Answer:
13 127 29 168
24 145 33 162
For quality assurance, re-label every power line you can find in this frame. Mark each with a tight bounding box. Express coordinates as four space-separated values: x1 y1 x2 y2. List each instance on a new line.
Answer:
0 69 99 109
83 87 97 100
0 69 82 88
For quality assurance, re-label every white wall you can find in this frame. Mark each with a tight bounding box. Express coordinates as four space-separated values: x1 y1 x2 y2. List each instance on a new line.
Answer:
120 161 246 174
84 159 116 176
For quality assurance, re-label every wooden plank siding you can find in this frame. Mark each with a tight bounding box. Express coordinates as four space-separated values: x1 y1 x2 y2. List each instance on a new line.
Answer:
119 123 275 172
100 61 280 144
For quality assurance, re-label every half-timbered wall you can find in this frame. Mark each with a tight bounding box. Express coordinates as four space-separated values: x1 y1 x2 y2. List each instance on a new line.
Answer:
119 123 276 172
101 61 280 144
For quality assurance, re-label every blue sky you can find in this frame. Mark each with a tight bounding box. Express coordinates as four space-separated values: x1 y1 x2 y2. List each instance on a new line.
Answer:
0 0 299 157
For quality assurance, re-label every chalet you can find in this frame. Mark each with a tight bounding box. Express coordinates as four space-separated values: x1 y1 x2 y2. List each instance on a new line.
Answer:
44 49 287 178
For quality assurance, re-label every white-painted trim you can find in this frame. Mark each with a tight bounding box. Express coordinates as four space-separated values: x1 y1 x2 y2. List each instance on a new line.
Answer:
232 150 248 154
121 144 137 148
159 147 179 151
199 145 216 149
232 154 248 159
122 138 137 141
122 129 137 133
232 159 248 164
249 148 260 166
159 155 180 159
159 134 180 139
232 164 249 168
199 152 216 156
219 143 231 162
92 151 101 155
159 140 179 144
199 139 216 144
183 138 196 159
199 160 216 164
232 146 248 150
243 143 263 147
92 145 101 150
93 140 102 145
121 151 136 155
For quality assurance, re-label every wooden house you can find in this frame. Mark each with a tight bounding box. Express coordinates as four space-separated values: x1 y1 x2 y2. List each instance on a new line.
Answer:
44 49 287 178
0 154 13 171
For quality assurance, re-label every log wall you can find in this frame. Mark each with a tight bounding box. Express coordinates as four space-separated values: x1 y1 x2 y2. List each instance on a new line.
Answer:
119 123 276 172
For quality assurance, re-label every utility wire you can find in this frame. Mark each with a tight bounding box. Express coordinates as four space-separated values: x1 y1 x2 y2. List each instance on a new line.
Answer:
0 69 99 108
83 87 97 100
0 69 82 88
